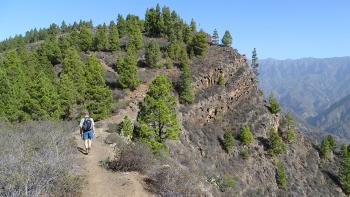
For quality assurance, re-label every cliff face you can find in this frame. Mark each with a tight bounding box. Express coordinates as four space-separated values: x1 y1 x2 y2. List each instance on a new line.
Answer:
167 46 344 196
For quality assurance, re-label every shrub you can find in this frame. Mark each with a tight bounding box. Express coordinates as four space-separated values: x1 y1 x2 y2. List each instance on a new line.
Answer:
242 148 250 160
0 121 82 197
218 73 225 86
340 152 350 195
146 164 202 196
240 126 253 145
268 129 286 156
119 116 133 140
108 141 154 173
320 137 331 159
269 93 281 114
285 128 296 144
106 123 120 133
223 129 234 154
209 175 236 192
326 135 336 150
105 133 125 145
165 54 173 69
276 161 287 189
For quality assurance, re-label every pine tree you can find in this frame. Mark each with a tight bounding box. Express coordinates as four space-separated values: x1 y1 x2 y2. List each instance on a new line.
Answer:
212 29 219 45
61 20 68 32
128 20 143 50
218 73 225 86
60 48 86 103
144 4 164 37
0 51 30 121
116 45 140 90
342 144 350 158
0 68 18 121
162 6 172 37
68 30 80 49
145 41 161 68
167 41 183 62
58 36 71 59
268 129 286 156
48 23 60 36
326 135 336 150
320 137 331 159
240 126 253 145
137 75 180 152
94 24 109 51
182 24 193 45
251 48 259 78
192 30 209 56
179 54 193 103
276 161 287 189
269 93 281 114
340 152 350 195
164 54 173 69
224 129 234 154
109 21 120 51
27 72 62 120
190 18 197 33
58 73 77 119
284 113 296 143
84 54 113 120
117 14 127 37
119 116 133 139
79 25 93 52
37 36 62 65
222 30 232 47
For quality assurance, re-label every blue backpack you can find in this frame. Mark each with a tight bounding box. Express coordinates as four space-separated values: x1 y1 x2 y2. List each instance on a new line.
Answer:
82 118 93 132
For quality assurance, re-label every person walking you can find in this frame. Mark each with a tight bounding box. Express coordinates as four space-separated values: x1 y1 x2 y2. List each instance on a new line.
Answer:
80 111 95 154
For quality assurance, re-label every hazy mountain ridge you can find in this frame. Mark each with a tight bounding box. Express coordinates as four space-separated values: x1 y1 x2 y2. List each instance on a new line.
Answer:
259 57 350 138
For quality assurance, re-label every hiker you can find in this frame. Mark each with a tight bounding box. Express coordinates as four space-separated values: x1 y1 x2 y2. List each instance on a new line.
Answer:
80 111 95 154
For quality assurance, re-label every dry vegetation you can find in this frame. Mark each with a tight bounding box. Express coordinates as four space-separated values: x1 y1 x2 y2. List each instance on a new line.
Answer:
0 121 82 197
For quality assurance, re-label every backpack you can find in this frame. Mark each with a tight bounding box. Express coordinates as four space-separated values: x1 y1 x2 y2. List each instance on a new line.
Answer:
82 118 93 132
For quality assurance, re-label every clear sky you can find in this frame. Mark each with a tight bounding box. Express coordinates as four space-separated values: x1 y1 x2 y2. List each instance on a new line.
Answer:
1 0 349 59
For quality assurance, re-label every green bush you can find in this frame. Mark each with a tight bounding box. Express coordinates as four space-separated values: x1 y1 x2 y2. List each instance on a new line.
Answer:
286 128 296 144
340 151 350 195
242 148 250 160
217 175 236 192
240 126 253 145
276 161 287 189
119 116 133 139
218 73 225 86
223 129 234 154
320 137 331 159
268 129 286 156
269 93 281 114
326 135 336 150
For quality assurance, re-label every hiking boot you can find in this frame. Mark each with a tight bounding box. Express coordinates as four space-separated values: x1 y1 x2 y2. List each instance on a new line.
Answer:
86 148 89 154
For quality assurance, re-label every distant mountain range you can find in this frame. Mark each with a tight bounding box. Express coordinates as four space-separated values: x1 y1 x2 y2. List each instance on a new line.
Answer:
259 56 350 139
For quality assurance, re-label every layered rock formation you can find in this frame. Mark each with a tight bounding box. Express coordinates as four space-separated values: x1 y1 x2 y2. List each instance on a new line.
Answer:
167 46 344 196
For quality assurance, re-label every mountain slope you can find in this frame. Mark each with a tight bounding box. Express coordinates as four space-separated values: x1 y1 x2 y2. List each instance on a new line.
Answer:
259 57 350 118
159 46 345 196
310 94 350 139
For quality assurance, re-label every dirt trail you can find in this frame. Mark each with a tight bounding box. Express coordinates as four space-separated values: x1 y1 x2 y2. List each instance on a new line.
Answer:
75 82 153 197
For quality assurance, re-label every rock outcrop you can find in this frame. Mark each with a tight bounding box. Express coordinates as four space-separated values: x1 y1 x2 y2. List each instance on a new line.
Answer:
167 46 344 196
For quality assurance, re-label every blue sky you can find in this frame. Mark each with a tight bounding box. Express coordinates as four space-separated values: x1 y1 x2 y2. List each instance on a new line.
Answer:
1 0 349 59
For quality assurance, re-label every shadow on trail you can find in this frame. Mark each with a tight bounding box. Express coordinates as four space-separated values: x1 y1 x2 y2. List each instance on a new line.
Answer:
77 147 88 155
